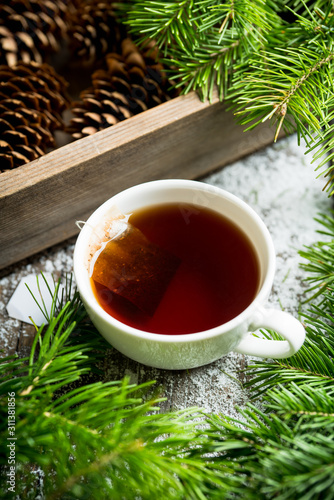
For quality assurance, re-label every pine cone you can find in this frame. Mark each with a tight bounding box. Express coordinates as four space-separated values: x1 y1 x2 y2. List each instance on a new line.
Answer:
0 0 72 67
69 39 175 139
68 0 125 65
0 61 68 171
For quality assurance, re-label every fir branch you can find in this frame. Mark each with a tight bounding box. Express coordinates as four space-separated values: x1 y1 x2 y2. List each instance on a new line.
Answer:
229 7 334 192
123 1 334 191
166 31 244 100
204 401 334 499
199 0 277 45
125 0 281 100
125 0 204 55
0 276 240 499
231 42 334 140
265 383 334 429
299 211 334 298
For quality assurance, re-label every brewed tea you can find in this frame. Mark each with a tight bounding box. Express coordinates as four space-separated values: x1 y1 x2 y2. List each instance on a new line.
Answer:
91 203 260 335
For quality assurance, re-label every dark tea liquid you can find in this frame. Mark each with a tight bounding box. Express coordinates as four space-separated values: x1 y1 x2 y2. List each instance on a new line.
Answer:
91 203 260 335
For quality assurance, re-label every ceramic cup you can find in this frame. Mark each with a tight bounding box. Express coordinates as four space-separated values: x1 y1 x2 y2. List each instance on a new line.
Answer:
73 179 305 370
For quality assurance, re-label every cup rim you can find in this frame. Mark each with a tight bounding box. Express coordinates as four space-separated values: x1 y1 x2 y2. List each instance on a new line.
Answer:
73 179 276 343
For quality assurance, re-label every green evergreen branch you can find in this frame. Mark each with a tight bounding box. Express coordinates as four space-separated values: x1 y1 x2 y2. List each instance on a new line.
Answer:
126 0 280 99
166 32 243 100
299 211 334 298
231 42 334 138
204 402 334 499
198 0 276 44
123 1 334 192
125 0 203 54
265 383 334 427
0 276 242 499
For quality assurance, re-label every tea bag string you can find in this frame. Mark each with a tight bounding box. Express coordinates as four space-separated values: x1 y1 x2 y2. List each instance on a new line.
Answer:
76 220 88 231
76 213 131 237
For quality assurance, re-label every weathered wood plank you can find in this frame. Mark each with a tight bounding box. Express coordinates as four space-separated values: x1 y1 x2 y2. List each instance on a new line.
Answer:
0 89 275 270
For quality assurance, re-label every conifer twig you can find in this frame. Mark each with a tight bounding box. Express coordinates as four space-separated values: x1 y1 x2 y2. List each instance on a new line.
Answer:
122 0 334 193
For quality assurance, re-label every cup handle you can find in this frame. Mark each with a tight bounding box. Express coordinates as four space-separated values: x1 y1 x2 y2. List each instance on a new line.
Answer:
234 306 305 358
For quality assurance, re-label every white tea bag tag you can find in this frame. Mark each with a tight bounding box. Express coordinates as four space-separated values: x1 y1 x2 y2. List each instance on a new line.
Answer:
6 274 63 326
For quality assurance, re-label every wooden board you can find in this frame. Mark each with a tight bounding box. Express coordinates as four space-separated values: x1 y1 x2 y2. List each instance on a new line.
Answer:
0 89 276 270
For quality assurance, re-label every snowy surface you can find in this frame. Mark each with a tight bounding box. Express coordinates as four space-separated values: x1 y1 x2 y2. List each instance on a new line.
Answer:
0 134 332 417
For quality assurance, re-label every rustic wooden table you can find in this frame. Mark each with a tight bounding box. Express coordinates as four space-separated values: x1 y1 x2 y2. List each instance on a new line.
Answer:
0 134 331 417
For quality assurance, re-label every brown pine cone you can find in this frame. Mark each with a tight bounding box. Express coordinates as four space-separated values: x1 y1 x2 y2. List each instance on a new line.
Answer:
0 61 69 171
0 0 72 67
69 39 175 139
68 0 125 65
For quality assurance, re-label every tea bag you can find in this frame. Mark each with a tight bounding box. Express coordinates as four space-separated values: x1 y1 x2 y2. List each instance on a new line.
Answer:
90 214 180 316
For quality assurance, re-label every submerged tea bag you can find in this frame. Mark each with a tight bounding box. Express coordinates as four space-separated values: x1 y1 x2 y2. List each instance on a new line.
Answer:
90 214 180 316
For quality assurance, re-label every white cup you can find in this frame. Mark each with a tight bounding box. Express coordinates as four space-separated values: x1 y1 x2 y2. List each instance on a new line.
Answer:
73 179 305 370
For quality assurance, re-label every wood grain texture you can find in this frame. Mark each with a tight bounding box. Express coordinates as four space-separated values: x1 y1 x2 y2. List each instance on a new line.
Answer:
0 89 276 270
